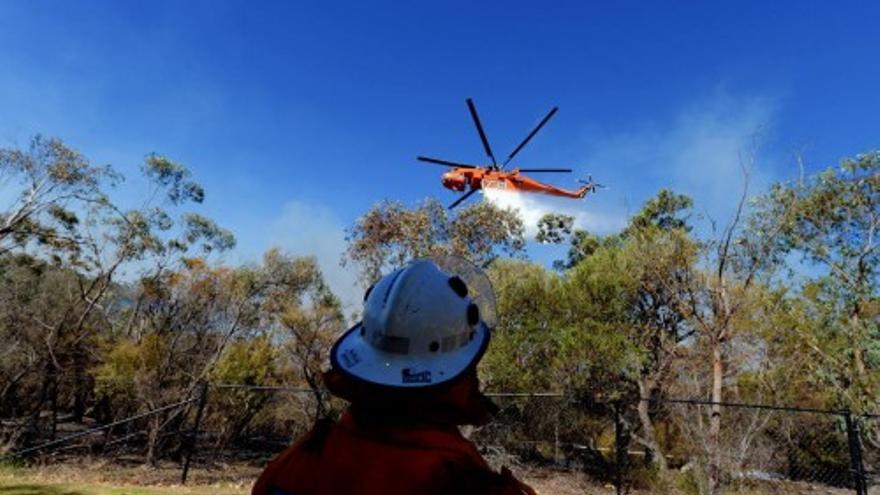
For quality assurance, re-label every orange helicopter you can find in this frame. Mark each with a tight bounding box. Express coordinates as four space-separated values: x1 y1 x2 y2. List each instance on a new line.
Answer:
419 98 603 209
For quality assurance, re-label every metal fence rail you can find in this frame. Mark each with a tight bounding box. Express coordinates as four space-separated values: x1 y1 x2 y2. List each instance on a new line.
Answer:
2 397 196 459
655 399 863 495
2 382 877 495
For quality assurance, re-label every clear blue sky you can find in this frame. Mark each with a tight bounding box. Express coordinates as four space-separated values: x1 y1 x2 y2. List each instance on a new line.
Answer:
1 1 878 308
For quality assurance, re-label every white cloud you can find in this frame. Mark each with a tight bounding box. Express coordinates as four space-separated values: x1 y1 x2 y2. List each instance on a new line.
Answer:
471 91 780 243
581 90 780 233
268 201 361 318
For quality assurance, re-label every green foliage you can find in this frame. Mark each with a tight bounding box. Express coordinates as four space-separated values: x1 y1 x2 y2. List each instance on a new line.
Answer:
211 337 278 386
556 229 603 270
4 132 880 481
207 337 282 447
485 192 699 403
483 259 566 391
450 201 525 264
0 136 117 256
344 198 525 284
181 213 236 253
535 213 574 244
484 250 644 400
624 188 694 235
0 136 280 463
753 151 880 411
93 333 169 402
548 189 694 270
142 153 205 205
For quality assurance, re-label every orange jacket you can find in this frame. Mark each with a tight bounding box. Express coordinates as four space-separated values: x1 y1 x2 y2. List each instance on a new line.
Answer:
251 409 535 495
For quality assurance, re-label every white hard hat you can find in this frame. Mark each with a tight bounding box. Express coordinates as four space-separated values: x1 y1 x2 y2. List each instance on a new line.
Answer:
331 256 496 388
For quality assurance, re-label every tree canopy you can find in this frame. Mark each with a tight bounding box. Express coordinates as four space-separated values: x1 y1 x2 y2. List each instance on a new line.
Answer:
1 136 878 494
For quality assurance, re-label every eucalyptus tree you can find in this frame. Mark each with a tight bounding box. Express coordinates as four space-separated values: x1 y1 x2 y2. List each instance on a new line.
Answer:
0 135 117 255
673 165 790 495
753 151 880 412
0 136 234 452
343 198 525 285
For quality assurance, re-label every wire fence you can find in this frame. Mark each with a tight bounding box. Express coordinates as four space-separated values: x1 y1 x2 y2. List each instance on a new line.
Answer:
862 415 880 492
660 400 857 493
3 383 878 495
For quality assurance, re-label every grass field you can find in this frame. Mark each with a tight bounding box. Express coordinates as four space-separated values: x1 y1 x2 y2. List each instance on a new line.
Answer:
0 479 248 495
0 470 591 495
0 462 856 495
0 479 244 495
0 460 594 495
0 463 249 495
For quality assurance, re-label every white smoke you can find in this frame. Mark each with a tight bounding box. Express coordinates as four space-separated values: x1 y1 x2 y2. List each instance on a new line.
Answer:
481 187 624 240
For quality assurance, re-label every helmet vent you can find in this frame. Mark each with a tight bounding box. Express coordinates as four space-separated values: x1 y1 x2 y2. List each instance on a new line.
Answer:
383 269 405 303
429 341 439 352
363 284 375 302
369 331 410 354
467 303 480 326
448 276 469 297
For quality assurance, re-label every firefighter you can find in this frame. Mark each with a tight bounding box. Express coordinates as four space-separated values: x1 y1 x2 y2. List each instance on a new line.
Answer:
252 257 536 495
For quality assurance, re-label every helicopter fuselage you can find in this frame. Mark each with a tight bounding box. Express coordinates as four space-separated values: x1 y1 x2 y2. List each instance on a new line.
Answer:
441 167 589 199
420 98 600 209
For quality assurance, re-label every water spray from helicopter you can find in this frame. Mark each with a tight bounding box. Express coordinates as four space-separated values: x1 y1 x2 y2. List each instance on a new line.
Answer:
417 98 603 210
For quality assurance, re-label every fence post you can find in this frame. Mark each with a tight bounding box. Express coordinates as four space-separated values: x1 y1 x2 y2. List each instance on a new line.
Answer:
181 381 209 485
554 407 560 465
614 402 626 495
844 410 868 495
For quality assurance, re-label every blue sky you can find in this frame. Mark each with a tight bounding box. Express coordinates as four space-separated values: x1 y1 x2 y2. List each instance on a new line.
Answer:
1 1 879 310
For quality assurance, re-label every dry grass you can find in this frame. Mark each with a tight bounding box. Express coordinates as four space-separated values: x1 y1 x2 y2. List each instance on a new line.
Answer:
515 466 608 494
0 461 250 495
1 459 862 494
1 459 594 495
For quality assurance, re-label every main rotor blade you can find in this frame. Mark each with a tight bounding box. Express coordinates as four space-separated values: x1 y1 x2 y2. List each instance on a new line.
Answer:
503 106 558 167
448 188 478 210
466 98 497 167
518 168 572 173
417 156 478 169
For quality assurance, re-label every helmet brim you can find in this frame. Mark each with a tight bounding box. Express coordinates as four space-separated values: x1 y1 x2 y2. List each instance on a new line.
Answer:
330 321 490 389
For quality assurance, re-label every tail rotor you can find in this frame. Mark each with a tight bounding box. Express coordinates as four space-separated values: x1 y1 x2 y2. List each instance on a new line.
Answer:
578 175 606 194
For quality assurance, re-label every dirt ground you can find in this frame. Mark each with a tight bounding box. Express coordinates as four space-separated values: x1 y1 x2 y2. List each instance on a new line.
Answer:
0 459 596 495
0 459 863 495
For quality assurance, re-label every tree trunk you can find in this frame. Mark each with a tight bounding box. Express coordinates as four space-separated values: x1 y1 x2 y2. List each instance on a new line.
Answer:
27 361 55 442
707 340 724 495
145 414 162 466
636 379 667 471
50 380 58 440
304 366 327 422
0 368 27 417
850 309 865 380
72 346 88 423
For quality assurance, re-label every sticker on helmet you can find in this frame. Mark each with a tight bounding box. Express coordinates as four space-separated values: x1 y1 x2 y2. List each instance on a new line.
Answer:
401 368 432 384
340 349 361 368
